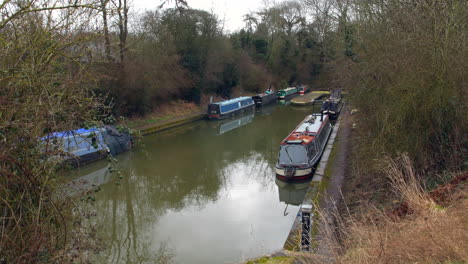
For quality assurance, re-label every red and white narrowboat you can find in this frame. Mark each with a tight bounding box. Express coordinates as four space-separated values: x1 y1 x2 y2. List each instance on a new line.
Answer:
275 113 333 181
298 85 310 96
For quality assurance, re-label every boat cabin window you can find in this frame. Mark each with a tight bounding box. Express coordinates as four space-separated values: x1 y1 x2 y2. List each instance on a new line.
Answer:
240 99 252 106
307 142 318 158
208 104 220 114
279 145 308 166
220 102 239 113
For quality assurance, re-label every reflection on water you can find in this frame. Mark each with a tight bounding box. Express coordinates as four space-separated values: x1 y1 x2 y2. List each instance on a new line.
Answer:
65 163 110 194
255 104 276 116
275 178 310 206
67 104 321 264
218 113 254 135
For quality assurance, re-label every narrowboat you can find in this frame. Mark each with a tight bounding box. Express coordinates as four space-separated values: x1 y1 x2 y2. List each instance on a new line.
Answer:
252 90 277 106
207 96 255 120
321 89 343 119
298 85 310 95
275 113 333 181
277 87 299 100
42 126 132 167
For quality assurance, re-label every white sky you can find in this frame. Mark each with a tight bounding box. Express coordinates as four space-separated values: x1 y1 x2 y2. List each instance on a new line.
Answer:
133 0 285 33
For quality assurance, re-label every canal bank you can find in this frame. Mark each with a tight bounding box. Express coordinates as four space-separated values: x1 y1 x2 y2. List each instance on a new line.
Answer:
136 111 206 135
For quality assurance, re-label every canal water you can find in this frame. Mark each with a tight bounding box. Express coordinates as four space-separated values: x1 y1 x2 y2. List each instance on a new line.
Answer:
68 104 319 264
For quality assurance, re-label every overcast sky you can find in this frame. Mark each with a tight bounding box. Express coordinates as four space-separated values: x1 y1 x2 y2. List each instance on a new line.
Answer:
133 0 285 33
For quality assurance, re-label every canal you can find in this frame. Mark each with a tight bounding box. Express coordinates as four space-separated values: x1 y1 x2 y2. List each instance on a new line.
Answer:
68 104 319 264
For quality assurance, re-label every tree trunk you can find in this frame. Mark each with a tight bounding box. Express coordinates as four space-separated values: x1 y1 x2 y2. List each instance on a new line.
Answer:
101 0 112 61
117 0 128 63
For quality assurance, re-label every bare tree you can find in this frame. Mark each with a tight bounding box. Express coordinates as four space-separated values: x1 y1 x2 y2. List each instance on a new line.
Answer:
101 0 113 61
112 0 129 63
159 0 188 13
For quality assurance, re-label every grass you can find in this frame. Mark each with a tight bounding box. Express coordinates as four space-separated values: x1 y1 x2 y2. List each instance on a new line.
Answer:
125 100 203 128
244 256 294 264
300 154 468 264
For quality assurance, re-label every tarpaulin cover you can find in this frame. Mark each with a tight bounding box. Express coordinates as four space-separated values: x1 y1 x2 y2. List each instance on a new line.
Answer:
101 125 132 156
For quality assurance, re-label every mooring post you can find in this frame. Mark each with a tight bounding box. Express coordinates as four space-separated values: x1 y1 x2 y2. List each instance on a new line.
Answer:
301 204 313 252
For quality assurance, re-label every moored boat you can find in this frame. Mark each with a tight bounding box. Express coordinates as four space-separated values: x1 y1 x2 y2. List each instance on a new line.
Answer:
277 87 299 100
252 91 277 106
321 89 343 119
41 126 132 167
298 85 310 95
207 96 255 120
275 113 333 181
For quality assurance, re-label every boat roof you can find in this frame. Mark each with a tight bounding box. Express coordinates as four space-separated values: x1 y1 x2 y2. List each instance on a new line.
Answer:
255 92 275 97
212 96 252 106
41 127 99 140
283 87 296 91
281 114 328 145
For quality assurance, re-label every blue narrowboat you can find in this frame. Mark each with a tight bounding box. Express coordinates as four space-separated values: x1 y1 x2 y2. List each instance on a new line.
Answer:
207 96 255 120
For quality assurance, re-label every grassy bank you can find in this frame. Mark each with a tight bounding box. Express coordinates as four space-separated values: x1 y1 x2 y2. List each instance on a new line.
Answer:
326 156 467 264
125 100 204 129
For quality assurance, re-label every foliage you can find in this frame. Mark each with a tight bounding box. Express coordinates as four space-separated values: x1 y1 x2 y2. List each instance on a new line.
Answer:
341 0 467 172
0 1 109 262
231 1 326 87
93 0 329 116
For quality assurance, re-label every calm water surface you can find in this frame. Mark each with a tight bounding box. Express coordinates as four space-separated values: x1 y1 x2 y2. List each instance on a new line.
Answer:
69 104 318 264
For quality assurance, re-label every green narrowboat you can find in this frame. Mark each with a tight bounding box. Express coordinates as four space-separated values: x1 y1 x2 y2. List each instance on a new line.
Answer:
277 87 299 100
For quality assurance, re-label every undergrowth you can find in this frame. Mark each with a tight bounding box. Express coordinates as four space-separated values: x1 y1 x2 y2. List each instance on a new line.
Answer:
298 154 468 264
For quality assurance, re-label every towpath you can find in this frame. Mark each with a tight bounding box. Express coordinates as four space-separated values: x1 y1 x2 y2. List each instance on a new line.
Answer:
315 107 352 260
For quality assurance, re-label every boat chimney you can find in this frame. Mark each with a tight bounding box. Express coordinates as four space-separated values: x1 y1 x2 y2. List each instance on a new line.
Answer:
320 110 324 121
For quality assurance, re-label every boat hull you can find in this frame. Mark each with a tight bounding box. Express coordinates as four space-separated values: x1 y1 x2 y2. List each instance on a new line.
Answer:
275 167 314 181
278 93 299 101
208 104 255 120
276 173 314 181
68 150 109 168
252 93 277 107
